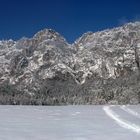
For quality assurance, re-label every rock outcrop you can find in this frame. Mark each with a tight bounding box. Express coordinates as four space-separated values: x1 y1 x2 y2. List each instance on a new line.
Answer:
0 22 140 105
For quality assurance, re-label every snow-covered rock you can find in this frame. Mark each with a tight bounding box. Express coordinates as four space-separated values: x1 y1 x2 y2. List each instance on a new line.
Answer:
0 22 140 105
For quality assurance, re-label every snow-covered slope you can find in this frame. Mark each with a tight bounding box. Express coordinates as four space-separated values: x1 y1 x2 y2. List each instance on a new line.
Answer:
0 105 140 140
0 22 140 105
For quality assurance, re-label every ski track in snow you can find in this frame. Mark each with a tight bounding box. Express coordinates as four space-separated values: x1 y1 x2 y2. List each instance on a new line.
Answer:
103 106 140 134
120 105 140 119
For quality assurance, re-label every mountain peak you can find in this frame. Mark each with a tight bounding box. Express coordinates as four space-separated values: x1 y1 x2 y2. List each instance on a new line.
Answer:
33 28 67 44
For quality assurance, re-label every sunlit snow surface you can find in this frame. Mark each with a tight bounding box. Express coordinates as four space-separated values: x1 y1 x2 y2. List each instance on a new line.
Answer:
0 105 140 140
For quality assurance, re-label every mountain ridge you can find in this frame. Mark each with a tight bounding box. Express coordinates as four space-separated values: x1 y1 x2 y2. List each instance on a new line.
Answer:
0 21 140 105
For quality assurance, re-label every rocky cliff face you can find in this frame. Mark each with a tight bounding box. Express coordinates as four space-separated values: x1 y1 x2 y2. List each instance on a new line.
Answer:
0 22 140 105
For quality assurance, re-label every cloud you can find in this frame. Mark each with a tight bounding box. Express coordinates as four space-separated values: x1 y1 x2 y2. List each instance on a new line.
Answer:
118 15 140 26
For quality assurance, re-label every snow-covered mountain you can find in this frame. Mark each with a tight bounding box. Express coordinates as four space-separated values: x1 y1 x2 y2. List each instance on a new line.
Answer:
0 22 140 105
